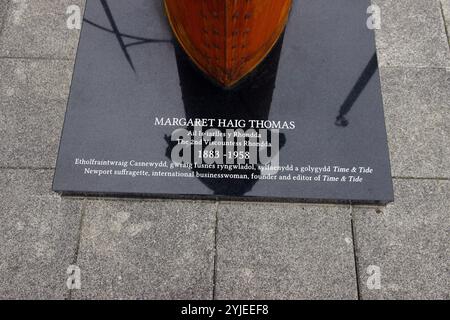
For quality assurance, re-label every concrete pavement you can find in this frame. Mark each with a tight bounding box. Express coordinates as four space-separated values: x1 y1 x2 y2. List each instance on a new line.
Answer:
0 0 448 299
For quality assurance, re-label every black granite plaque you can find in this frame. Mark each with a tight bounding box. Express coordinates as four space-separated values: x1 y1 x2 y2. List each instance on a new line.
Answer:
53 0 394 204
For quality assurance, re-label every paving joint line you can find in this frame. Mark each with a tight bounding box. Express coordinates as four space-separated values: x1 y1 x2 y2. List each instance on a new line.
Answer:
0 0 10 40
0 56 74 62
393 176 449 181
67 197 87 300
0 167 55 170
212 201 220 300
439 0 450 53
380 65 449 70
350 205 362 300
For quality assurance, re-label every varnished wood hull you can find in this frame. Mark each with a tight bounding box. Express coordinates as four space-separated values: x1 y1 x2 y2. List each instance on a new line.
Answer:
165 0 292 87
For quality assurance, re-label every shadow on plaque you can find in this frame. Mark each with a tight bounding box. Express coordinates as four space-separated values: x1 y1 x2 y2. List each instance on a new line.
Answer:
165 35 288 196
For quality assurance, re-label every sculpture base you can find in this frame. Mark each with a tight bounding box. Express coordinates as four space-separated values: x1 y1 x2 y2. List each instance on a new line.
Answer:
53 0 394 204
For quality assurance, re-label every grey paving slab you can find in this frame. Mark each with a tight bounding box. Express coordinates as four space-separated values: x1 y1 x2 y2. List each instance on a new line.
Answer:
374 0 450 68
0 0 85 59
0 59 73 168
72 199 216 300
0 169 82 299
353 179 450 300
441 0 450 44
380 67 450 178
215 203 357 300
